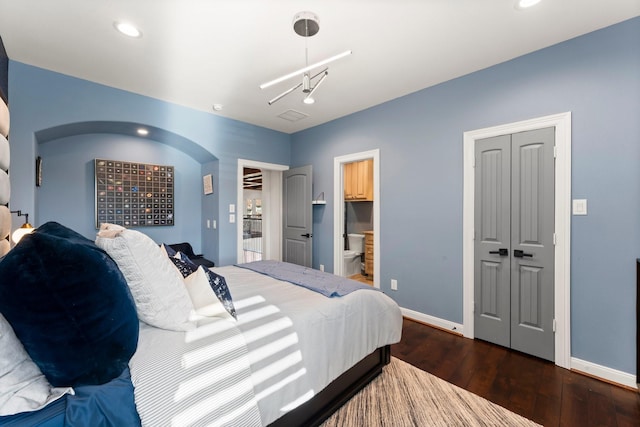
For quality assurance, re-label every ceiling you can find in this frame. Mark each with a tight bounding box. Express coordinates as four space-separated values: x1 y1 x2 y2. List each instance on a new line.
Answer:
0 1 638 134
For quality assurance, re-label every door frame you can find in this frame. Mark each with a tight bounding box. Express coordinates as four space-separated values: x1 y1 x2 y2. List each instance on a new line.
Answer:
333 149 380 288
462 112 572 368
237 159 289 264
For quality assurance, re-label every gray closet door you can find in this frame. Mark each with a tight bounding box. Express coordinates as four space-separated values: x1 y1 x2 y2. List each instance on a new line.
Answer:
474 134 512 348
474 128 555 361
283 165 312 267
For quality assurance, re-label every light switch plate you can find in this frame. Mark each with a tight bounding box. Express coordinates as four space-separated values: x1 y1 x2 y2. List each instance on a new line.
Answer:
229 204 235 213
229 214 236 223
572 199 587 215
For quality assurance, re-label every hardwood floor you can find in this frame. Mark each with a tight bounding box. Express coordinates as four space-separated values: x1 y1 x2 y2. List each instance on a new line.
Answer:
391 318 640 427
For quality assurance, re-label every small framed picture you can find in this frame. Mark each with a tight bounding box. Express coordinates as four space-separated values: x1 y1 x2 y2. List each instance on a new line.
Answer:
203 174 213 195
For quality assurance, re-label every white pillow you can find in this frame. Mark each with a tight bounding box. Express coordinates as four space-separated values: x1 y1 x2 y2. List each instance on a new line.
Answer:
0 169 9 206
0 205 10 240
95 225 195 331
184 267 234 321
0 134 9 171
0 100 8 138
0 313 72 416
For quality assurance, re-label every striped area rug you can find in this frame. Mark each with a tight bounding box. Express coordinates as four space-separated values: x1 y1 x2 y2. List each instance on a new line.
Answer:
322 357 540 427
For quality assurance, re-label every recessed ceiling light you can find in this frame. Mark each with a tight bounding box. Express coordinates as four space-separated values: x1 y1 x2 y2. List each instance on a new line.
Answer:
136 128 149 136
114 21 142 38
516 0 541 9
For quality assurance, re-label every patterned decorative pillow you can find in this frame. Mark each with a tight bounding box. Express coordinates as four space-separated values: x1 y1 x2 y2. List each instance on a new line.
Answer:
184 267 237 320
169 255 196 278
161 243 176 257
204 269 237 320
175 251 198 271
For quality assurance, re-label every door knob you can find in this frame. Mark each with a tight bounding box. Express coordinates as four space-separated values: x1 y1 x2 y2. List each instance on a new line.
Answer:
489 248 508 256
301 233 312 238
513 249 533 258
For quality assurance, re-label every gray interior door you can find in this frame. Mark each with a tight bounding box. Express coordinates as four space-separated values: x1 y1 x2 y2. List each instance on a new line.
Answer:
283 165 312 267
474 128 555 361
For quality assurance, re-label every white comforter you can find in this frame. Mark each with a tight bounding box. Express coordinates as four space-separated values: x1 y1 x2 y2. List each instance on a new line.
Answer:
129 265 402 427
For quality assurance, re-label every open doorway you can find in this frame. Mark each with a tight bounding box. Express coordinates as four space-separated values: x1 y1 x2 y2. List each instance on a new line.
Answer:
333 149 380 289
242 167 263 262
236 159 289 264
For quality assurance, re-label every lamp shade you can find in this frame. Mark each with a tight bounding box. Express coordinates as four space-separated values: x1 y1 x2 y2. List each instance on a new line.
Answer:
12 223 34 244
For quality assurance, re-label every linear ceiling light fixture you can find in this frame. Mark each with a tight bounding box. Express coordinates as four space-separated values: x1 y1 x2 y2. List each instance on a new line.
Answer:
260 12 352 105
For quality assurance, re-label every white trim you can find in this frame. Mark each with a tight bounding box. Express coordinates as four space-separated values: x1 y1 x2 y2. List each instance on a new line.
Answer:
237 159 289 264
402 307 637 390
462 112 572 369
401 307 464 335
571 357 638 390
333 149 380 288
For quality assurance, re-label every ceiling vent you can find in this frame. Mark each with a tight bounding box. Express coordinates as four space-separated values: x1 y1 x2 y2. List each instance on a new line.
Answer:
277 109 309 122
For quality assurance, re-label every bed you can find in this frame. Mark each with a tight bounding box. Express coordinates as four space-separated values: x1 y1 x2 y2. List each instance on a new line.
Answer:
0 222 402 426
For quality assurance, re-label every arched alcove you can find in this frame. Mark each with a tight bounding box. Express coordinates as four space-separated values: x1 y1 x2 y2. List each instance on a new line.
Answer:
33 121 218 256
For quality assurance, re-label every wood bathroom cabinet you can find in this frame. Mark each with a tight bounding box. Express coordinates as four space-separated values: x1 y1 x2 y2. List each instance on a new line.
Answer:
364 231 374 278
344 159 373 201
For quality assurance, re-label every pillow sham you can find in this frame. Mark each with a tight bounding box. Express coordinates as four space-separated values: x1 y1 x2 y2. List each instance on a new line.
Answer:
0 221 139 387
162 243 177 257
184 266 237 321
0 314 72 416
176 250 198 270
95 224 194 331
169 255 197 278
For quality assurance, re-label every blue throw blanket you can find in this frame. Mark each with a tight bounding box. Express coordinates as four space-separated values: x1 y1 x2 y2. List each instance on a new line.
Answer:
235 260 377 297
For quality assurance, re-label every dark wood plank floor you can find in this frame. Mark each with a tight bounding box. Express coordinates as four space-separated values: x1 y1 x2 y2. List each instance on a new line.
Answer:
391 318 640 427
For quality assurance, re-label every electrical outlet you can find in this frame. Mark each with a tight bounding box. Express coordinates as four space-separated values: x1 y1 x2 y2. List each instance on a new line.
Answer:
320 264 325 272
391 279 398 291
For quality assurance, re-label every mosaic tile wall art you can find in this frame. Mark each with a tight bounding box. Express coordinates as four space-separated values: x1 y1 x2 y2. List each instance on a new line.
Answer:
95 159 174 227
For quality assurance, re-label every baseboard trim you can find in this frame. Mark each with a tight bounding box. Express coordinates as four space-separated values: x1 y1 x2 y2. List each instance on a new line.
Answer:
571 357 638 390
401 307 464 336
401 307 637 390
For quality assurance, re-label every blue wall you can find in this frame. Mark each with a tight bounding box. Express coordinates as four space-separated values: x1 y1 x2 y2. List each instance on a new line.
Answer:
7 17 639 377
291 17 640 375
9 62 290 266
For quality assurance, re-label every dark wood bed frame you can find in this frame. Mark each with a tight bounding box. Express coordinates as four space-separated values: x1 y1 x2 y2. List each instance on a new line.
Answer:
268 345 391 427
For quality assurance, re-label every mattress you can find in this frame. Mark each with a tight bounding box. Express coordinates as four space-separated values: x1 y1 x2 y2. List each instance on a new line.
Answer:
213 265 402 425
129 265 402 426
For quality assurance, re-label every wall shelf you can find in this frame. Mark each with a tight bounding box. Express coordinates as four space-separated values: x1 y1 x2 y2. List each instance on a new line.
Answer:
312 192 326 205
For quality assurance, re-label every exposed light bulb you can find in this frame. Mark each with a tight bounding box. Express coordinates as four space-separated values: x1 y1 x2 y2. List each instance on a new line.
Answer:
12 224 34 244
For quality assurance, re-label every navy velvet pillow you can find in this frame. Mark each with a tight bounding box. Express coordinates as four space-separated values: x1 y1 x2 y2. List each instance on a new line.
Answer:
0 222 139 387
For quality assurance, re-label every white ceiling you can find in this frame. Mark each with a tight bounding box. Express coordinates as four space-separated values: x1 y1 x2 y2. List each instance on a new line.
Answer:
0 1 638 134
